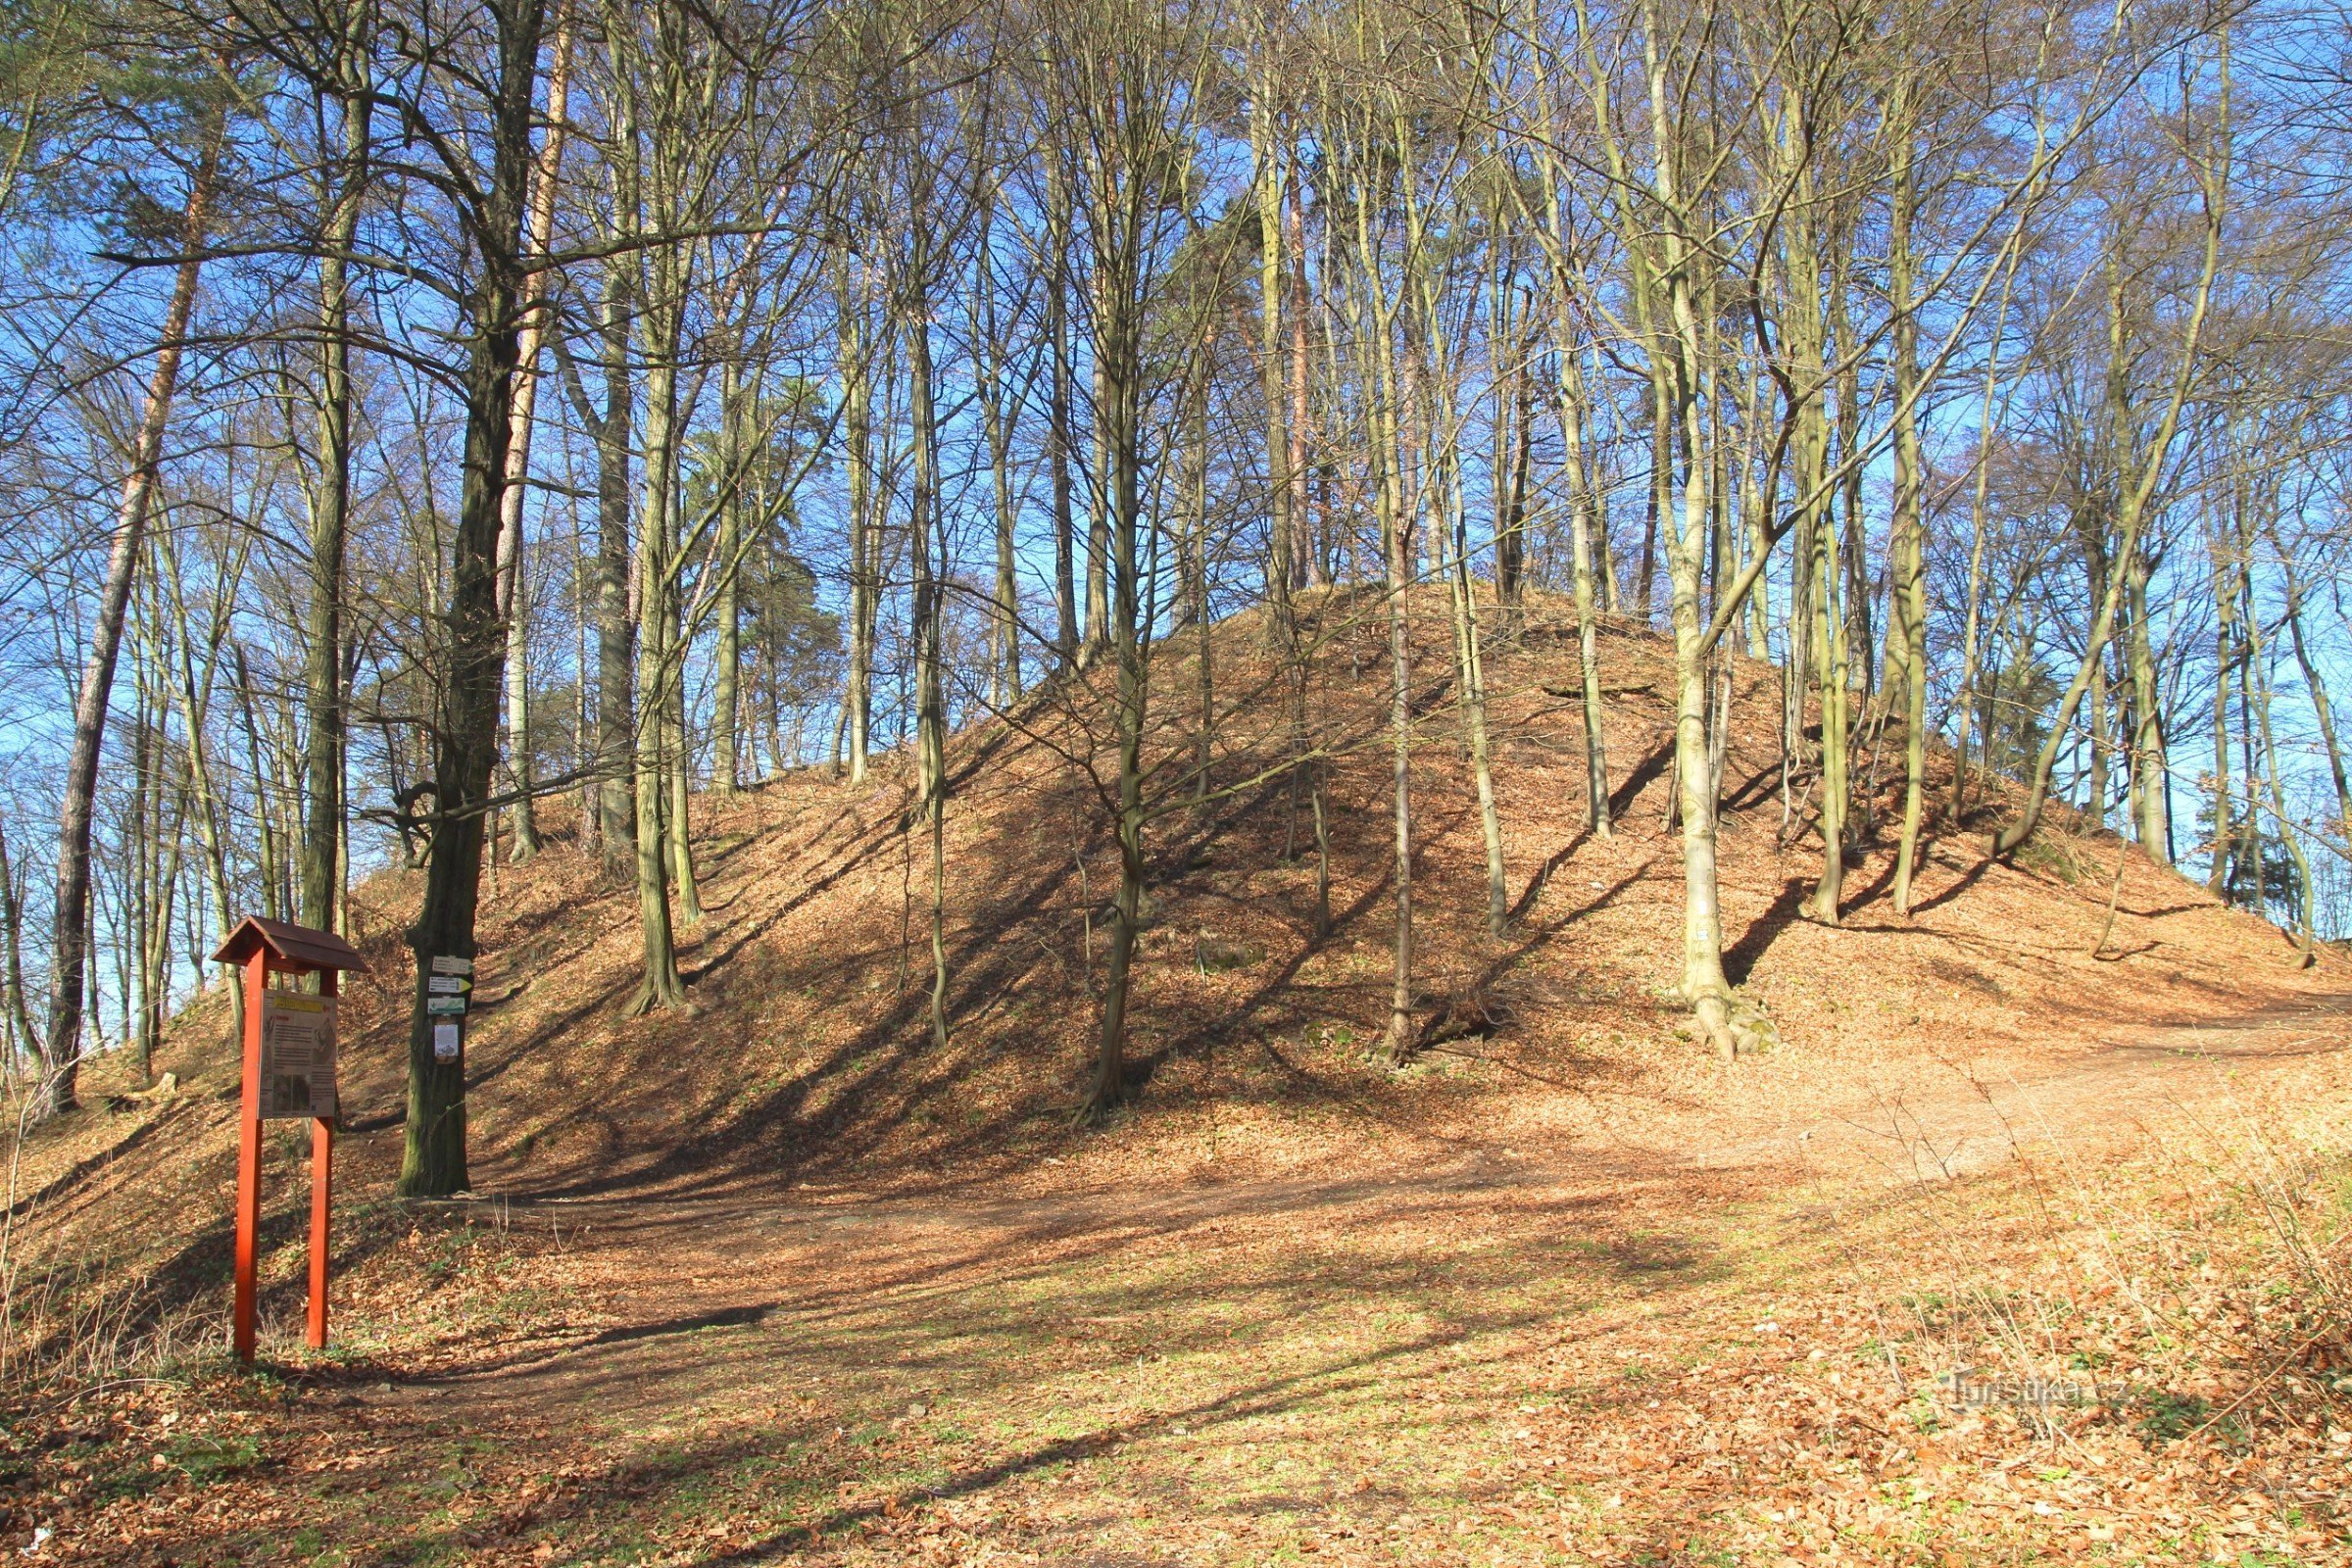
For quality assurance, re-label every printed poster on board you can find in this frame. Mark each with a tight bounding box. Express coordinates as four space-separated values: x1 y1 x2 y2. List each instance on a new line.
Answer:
259 990 337 1119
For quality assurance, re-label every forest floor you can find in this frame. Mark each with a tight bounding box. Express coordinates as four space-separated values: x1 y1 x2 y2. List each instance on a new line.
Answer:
15 994 2352 1567
5 596 2350 1564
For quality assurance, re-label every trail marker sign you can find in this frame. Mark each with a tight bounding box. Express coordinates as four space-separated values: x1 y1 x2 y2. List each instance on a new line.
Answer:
212 915 366 1364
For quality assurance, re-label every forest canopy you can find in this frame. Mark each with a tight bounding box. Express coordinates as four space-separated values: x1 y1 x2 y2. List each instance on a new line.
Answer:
1 0 2348 1194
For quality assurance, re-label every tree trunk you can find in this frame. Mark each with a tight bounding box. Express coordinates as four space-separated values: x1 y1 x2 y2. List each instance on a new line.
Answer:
906 275 950 1052
1808 493 1849 923
712 361 744 797
0 819 38 1073
1448 477 1507 939
1083 305 1111 662
495 19 569 863
592 258 638 876
1083 232 1149 1121
41 116 220 1119
1378 368 1414 1065
1886 98 1931 916
1047 158 1081 666
304 18 370 930
1639 377 1664 623
629 239 689 1008
2125 549 2169 861
2207 508 2237 893
397 0 548 1198
1189 380 1214 802
2249 607 2317 964
976 209 1021 708
1642 5 1738 1055
1254 98 1295 634
126 656 155 1086
1287 161 1316 590
1557 341 1612 838
839 255 877 783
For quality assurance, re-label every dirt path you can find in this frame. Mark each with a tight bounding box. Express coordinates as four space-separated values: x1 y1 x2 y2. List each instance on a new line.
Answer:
1689 990 2352 1185
393 992 2351 1424
58 994 2349 1567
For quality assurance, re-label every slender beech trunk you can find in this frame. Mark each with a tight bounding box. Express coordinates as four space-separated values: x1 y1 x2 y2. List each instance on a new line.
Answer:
159 528 239 961
1287 161 1316 589
2208 502 2238 892
1773 122 1842 920
1831 263 1872 703
839 253 876 781
144 756 187 1078
129 613 186 1081
1808 478 1849 921
1084 225 1148 1122
1642 2 1737 1056
1640 377 1665 622
41 115 220 1118
1254 96 1295 635
711 361 745 796
1047 159 1080 666
398 0 547 1197
628 238 689 1008
2248 609 2317 964
1383 471 1416 1065
1737 348 1770 661
1523 59 1612 838
1083 293 1112 662
1559 347 1613 839
1189 379 1213 801
2236 563 2264 905
1887 92 1931 915
495 14 569 861
976 208 1021 706
2125 548 2169 860
576 530 597 842
1447 464 1507 938
1411 216 1505 940
0 821 36 1072
586 251 638 875
662 545 702 928
906 272 949 1053
1350 132 1416 1067
234 647 282 920
304 16 370 929
1491 272 1533 610
126 652 155 1084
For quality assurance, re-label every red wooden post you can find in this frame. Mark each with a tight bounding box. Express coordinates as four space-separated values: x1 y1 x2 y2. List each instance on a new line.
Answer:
232 949 266 1364
307 967 336 1348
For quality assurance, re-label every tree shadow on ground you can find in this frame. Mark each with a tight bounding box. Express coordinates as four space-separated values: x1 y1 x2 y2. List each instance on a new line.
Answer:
279 1154 1748 1567
1723 878 1809 987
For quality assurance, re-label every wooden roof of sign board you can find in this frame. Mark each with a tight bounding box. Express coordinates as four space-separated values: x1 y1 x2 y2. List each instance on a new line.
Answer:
211 915 368 972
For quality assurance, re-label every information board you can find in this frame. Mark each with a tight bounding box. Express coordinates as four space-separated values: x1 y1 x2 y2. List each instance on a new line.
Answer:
259 990 337 1119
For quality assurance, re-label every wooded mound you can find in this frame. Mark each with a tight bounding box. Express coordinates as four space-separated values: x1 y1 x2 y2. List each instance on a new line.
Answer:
12 589 2336 1362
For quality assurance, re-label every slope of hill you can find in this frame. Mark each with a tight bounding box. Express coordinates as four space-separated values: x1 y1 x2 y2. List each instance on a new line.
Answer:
13 590 2340 1307
5 594 2348 1565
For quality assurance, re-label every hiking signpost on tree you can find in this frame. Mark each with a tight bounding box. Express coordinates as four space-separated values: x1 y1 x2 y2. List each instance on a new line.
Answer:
212 916 366 1364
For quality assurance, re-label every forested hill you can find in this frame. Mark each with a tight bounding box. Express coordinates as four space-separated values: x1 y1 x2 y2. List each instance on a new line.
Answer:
20 597 2333 1282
